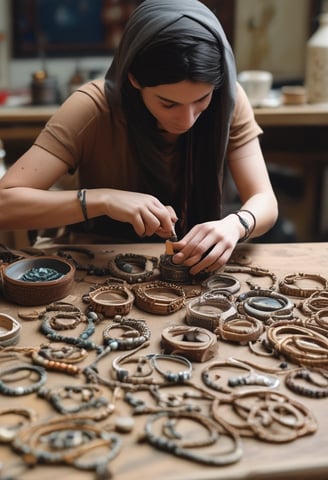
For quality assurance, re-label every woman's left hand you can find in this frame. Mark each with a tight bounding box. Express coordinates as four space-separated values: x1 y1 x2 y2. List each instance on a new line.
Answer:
172 216 241 275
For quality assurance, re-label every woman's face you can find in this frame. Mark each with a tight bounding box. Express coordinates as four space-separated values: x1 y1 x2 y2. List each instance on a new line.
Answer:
129 75 214 135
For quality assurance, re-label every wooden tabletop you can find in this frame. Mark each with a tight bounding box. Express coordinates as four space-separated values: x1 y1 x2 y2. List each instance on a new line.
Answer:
0 241 327 480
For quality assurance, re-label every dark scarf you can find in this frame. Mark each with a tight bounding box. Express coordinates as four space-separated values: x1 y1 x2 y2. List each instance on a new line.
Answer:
104 0 237 237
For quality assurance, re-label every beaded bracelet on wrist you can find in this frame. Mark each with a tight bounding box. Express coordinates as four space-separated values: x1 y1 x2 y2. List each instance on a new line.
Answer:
132 281 185 314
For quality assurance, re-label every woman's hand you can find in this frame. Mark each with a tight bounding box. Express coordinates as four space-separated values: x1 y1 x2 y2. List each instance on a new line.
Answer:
172 216 241 275
104 189 177 238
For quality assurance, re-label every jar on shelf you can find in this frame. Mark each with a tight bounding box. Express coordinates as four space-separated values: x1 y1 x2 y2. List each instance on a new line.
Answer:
305 13 328 103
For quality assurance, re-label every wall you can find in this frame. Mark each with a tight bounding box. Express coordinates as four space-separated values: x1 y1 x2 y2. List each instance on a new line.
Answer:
0 0 112 98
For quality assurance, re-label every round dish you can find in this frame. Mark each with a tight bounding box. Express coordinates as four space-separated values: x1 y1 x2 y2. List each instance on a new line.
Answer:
2 256 75 306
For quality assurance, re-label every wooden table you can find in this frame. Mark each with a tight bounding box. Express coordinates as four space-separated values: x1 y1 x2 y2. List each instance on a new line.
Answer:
0 242 327 480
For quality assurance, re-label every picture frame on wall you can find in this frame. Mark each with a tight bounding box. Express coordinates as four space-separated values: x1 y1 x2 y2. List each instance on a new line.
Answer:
11 0 235 59
11 0 141 58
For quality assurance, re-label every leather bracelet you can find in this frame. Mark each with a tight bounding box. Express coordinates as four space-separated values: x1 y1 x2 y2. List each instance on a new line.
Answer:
77 189 88 223
185 294 237 331
160 325 218 362
202 273 241 295
279 272 328 297
132 281 185 315
159 253 193 283
236 289 295 322
224 265 277 291
87 284 135 317
0 313 21 347
215 314 264 344
108 253 158 283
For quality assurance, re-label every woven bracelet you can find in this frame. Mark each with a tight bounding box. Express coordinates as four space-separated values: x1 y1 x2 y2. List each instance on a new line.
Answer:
77 189 88 223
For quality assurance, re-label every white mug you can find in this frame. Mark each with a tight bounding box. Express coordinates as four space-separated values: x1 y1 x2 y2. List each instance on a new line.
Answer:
237 70 273 107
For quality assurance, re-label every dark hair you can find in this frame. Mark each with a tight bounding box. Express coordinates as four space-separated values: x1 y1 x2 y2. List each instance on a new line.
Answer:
129 37 223 88
120 28 224 220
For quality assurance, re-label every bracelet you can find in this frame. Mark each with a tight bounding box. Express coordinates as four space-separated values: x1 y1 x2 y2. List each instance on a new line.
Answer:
0 313 21 347
87 284 135 317
160 325 218 362
202 273 241 295
150 353 192 383
185 294 237 331
108 253 158 283
238 209 256 233
77 189 88 223
132 281 185 314
233 211 250 242
279 272 328 297
236 289 295 322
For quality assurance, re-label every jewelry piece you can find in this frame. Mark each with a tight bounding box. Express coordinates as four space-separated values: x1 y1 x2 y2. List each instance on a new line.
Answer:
0 407 37 442
112 347 155 384
0 364 47 396
185 294 237 331
102 316 151 351
266 322 328 368
285 368 328 398
86 283 135 317
159 253 208 284
108 253 158 283
236 289 295 322
0 313 21 347
224 265 277 290
38 383 115 419
212 390 317 442
201 358 279 394
77 188 88 223
143 410 242 465
300 289 328 314
201 273 241 294
12 415 122 476
150 353 192 383
279 273 328 297
215 314 264 344
132 281 185 314
40 309 102 353
160 325 218 362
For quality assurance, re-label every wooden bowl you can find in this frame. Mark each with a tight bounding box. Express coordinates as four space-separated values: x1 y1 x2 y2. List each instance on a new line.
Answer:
2 256 75 306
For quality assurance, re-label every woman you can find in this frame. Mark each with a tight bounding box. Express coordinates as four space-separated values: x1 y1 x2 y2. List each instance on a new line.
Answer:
0 0 278 275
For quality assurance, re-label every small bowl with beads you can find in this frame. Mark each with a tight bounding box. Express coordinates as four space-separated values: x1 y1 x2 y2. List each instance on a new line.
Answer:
1 256 75 306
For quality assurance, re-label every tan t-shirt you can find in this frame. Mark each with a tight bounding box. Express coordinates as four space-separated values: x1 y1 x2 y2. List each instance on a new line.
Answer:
34 79 262 242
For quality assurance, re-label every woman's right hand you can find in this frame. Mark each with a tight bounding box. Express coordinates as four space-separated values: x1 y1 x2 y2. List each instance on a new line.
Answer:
102 189 177 238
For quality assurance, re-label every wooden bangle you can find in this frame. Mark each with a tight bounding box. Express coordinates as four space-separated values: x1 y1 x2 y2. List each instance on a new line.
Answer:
160 325 218 362
0 313 21 347
108 253 158 283
132 281 185 314
87 284 134 317
185 295 237 331
202 273 241 294
279 272 328 297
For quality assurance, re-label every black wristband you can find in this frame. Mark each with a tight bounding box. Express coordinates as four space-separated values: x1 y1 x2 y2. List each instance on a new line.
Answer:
233 211 250 242
77 189 88 223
